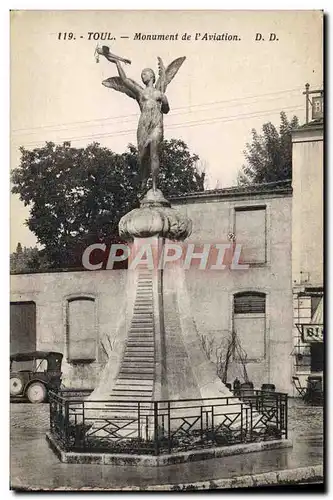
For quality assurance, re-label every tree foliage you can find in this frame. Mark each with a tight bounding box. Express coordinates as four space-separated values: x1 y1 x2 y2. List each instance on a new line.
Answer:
11 139 205 268
10 243 51 273
238 111 299 185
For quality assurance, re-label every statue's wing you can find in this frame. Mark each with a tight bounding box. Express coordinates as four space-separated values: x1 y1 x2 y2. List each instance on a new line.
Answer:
102 77 143 100
155 57 186 92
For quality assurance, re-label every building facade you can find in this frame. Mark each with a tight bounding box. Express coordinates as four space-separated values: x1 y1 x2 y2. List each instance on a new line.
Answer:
291 119 324 392
10 181 294 393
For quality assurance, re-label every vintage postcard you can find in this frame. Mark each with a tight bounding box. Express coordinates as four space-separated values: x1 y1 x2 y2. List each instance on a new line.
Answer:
10 10 324 491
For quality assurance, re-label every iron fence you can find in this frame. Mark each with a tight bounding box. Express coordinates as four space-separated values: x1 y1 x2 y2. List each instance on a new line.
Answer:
49 390 288 455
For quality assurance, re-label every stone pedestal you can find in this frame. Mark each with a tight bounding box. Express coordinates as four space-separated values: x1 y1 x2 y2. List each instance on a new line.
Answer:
88 189 243 433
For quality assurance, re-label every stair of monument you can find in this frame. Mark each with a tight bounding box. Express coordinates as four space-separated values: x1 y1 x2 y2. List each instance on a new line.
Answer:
99 270 156 419
129 329 153 333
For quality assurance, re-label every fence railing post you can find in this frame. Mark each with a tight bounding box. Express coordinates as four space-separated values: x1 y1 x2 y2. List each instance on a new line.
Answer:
240 403 244 443
285 395 288 439
276 394 279 434
137 401 141 440
49 392 53 432
250 403 253 441
64 400 69 450
211 405 214 433
154 401 159 456
167 401 171 453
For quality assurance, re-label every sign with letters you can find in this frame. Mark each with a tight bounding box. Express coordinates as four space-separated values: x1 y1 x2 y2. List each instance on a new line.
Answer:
312 96 324 120
299 323 324 343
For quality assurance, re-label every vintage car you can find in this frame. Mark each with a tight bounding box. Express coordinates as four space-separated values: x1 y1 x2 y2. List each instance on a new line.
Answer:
10 351 63 403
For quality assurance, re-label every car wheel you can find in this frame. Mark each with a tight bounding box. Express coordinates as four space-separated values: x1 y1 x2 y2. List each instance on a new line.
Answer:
26 382 47 403
10 376 23 396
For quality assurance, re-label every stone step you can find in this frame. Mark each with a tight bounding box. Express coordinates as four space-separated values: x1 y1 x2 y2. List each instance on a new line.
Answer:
127 336 154 341
131 319 154 323
122 359 154 365
113 386 153 392
120 366 154 373
103 404 152 412
131 319 153 323
127 338 154 342
121 364 155 370
127 340 154 345
130 331 154 335
125 349 154 354
131 318 154 322
132 316 153 320
128 334 154 338
126 344 154 349
112 391 153 397
109 394 152 401
115 380 154 387
120 358 155 369
133 308 153 312
123 353 154 358
115 378 153 384
130 324 154 328
128 331 154 336
133 312 153 316
127 335 154 339
117 373 154 380
103 405 152 413
110 390 153 396
133 312 153 315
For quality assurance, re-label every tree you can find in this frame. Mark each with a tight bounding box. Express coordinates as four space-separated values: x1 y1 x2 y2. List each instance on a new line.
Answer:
10 243 51 273
11 139 205 268
238 111 299 185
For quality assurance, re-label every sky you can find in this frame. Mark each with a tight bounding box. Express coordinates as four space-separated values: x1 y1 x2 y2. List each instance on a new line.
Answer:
10 9 323 251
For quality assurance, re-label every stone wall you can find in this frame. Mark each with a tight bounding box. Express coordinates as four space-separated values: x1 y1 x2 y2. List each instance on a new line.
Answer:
10 270 127 388
10 189 293 393
172 191 293 393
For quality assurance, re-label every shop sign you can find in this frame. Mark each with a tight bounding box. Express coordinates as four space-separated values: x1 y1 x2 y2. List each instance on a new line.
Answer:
312 96 323 120
300 324 323 343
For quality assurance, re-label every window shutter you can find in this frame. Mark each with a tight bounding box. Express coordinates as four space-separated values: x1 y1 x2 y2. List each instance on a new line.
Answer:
233 292 266 360
235 207 266 263
234 292 266 314
67 297 96 362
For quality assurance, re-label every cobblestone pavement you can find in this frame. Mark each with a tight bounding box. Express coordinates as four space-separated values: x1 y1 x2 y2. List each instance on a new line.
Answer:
10 398 323 491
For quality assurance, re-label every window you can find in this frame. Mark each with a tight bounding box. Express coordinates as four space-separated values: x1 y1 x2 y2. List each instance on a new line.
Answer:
233 292 266 361
234 206 266 264
10 301 36 354
66 297 96 363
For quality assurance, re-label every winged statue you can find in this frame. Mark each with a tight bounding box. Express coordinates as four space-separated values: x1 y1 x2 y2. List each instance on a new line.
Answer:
96 45 186 193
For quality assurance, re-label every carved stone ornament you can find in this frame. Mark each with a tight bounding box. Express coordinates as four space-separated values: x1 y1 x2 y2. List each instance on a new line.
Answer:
119 189 192 241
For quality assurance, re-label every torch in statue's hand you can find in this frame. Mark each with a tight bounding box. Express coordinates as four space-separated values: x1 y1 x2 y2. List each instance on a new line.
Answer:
95 44 131 65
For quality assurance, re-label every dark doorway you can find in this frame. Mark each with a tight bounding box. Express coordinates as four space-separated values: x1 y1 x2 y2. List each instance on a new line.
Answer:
10 301 36 354
310 343 324 372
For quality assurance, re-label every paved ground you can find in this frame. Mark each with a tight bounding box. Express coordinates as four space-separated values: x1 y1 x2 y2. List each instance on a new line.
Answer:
10 398 323 491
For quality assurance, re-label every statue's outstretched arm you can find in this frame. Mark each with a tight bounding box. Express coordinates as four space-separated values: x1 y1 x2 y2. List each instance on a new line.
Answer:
115 60 142 99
